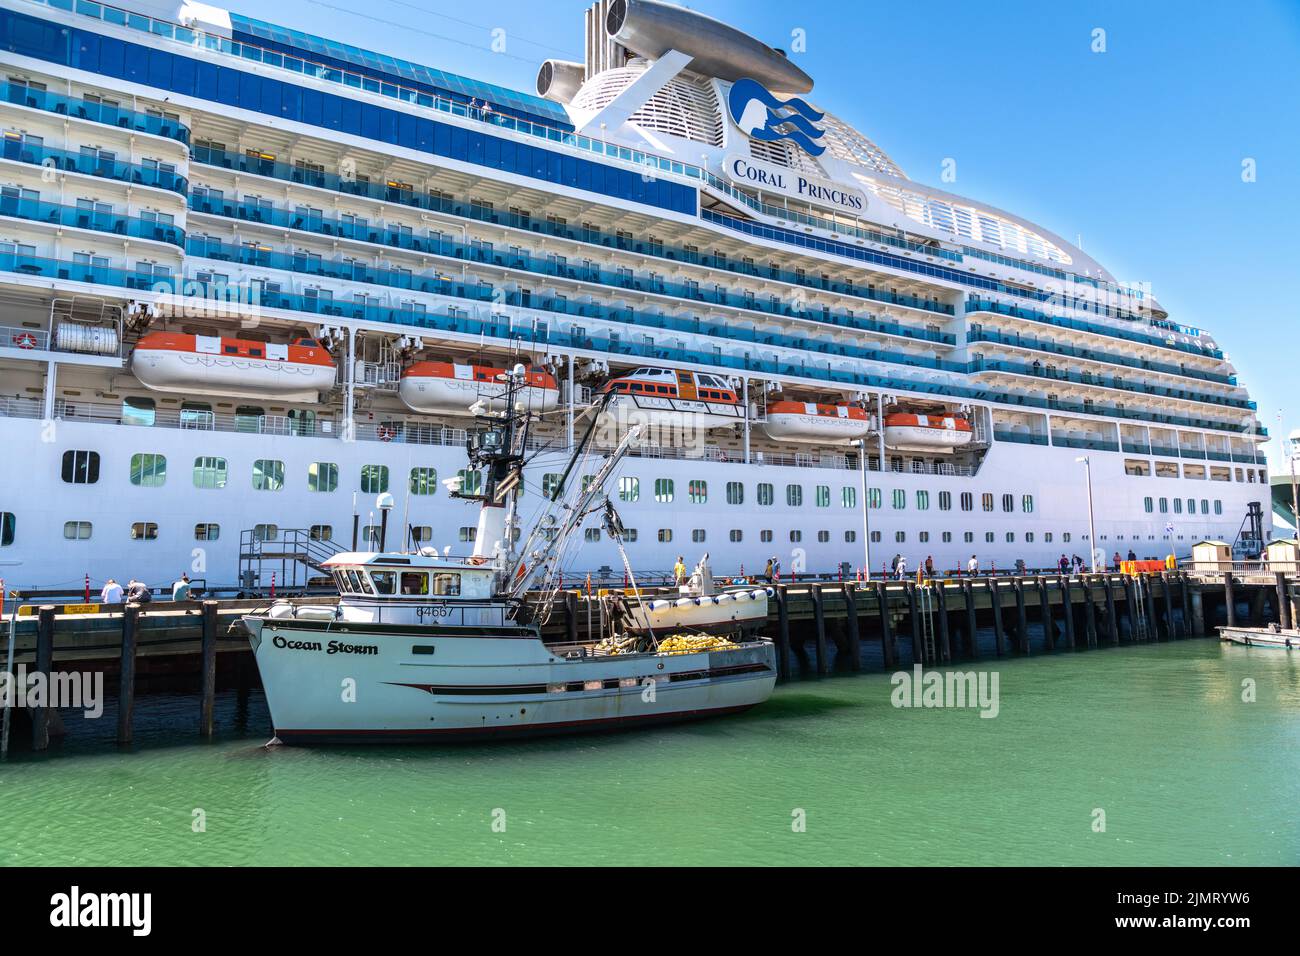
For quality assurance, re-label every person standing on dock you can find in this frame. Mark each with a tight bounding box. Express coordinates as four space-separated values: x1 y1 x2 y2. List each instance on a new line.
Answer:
924 555 935 578
171 573 192 602
100 578 123 605
1113 551 1123 572
967 554 979 576
896 555 908 579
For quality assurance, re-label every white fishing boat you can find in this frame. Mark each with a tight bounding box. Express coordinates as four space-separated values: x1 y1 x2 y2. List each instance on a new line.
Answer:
1218 625 1300 649
241 368 777 743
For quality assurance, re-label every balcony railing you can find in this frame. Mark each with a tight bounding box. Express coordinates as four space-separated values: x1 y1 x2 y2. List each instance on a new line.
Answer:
968 358 1254 411
0 80 190 144
186 237 966 375
966 298 1223 360
1 195 184 246
0 138 188 194
967 327 1236 386
191 147 959 332
188 193 956 347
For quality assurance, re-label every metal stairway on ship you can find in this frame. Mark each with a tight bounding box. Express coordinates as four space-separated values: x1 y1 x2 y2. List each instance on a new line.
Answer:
237 528 349 595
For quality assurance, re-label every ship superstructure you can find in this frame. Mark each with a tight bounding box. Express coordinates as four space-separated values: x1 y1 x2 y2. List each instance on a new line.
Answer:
0 0 1269 590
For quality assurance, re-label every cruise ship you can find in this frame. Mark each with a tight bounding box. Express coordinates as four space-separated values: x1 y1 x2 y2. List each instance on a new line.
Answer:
0 0 1270 593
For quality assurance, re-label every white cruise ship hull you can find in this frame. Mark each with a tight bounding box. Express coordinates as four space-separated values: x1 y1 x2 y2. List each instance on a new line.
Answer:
243 615 777 743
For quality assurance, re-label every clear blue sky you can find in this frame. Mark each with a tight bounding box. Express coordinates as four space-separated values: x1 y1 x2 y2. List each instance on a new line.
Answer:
254 0 1300 464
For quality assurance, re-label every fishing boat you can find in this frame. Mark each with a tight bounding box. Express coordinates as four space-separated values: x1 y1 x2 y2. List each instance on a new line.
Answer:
1218 624 1300 649
240 368 777 743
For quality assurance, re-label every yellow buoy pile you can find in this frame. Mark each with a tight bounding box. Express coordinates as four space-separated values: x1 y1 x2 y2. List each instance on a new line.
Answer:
594 635 638 656
656 633 739 655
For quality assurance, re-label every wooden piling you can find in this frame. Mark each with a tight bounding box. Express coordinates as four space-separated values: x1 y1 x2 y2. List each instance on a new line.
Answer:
1191 585 1206 637
1180 573 1193 637
775 585 791 679
1038 576 1054 651
1223 573 1236 627
565 590 579 643
1278 572 1293 631
1159 572 1176 639
32 605 55 751
989 579 1006 656
933 581 951 663
1103 574 1119 644
1144 575 1160 641
1082 577 1098 647
842 583 862 671
906 581 922 664
1121 575 1138 640
1059 577 1076 648
199 600 219 737
962 580 977 658
875 582 896 669
117 603 139 745
1013 580 1024 655
1249 587 1266 627
811 584 828 676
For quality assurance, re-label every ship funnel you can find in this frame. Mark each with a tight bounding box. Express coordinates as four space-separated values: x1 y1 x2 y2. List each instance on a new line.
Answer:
604 0 813 93
536 59 587 103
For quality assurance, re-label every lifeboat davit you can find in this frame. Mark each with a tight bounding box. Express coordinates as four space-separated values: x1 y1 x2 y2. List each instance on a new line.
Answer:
599 367 745 432
762 401 871 443
883 412 973 452
131 332 336 401
399 361 559 415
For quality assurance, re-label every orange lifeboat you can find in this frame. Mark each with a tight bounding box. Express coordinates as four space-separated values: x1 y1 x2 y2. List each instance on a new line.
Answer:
131 332 336 400
399 361 559 415
598 367 744 431
762 401 871 443
882 411 973 451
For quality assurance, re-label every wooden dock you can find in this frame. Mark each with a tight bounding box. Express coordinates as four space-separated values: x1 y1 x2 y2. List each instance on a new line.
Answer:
3 570 1294 752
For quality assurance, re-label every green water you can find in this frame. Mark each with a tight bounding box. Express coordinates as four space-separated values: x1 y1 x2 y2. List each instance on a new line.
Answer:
2 639 1298 866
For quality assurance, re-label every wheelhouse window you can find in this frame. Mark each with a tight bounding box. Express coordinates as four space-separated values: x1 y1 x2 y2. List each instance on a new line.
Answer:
370 570 397 595
61 450 100 484
399 571 429 595
432 573 461 596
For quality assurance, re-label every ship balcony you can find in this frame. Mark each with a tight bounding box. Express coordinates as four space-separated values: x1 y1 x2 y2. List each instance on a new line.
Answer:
966 327 1236 386
190 146 957 326
0 138 188 196
0 196 185 247
966 358 1254 412
187 196 957 348
965 298 1224 361
0 80 190 145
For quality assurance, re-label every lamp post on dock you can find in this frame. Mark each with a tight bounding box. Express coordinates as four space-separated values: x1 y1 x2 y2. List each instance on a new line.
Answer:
1076 456 1098 572
1288 429 1300 544
857 438 872 579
